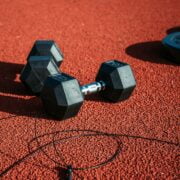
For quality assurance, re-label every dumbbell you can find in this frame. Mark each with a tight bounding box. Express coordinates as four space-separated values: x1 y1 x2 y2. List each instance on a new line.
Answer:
41 60 136 120
27 40 64 67
20 40 63 94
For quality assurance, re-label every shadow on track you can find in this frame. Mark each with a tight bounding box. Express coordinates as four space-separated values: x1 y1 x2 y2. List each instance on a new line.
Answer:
125 41 178 65
125 27 180 65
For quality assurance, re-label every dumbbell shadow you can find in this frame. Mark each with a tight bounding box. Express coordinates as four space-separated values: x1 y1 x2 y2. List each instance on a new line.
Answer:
0 61 29 95
0 61 47 119
0 95 45 118
84 93 112 102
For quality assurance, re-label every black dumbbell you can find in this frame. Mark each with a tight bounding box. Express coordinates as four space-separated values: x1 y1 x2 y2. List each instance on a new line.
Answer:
20 40 63 94
41 60 136 120
20 56 60 94
162 32 180 64
27 40 64 67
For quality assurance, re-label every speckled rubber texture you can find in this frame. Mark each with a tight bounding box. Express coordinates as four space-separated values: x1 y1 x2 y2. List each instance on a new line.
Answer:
0 0 179 179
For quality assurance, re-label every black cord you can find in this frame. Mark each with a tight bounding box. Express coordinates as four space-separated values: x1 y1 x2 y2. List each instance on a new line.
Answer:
32 119 123 179
51 131 123 171
0 115 179 179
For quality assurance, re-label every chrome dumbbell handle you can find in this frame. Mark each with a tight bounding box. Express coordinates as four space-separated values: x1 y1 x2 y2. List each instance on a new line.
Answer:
81 81 106 96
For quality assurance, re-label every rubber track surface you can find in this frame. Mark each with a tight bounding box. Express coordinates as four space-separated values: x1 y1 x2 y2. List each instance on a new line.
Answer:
0 0 179 179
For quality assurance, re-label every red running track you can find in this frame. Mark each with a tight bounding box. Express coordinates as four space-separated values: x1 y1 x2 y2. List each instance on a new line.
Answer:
0 0 179 179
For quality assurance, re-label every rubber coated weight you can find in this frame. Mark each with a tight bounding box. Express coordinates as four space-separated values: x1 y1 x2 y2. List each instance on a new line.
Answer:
162 32 180 64
20 56 60 94
96 60 136 102
41 73 84 119
41 60 136 120
27 40 64 67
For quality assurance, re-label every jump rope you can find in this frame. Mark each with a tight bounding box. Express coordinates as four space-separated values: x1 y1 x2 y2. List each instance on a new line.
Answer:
0 112 178 179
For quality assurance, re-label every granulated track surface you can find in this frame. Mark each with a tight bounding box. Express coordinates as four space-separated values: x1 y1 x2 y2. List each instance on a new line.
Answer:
0 0 179 179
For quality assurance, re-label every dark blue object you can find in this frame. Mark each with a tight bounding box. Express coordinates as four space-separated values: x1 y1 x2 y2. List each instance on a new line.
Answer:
162 32 180 64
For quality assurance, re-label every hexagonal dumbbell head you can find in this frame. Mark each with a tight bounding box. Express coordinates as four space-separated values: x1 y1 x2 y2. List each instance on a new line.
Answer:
41 73 84 120
95 60 136 102
20 56 59 94
27 40 64 67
